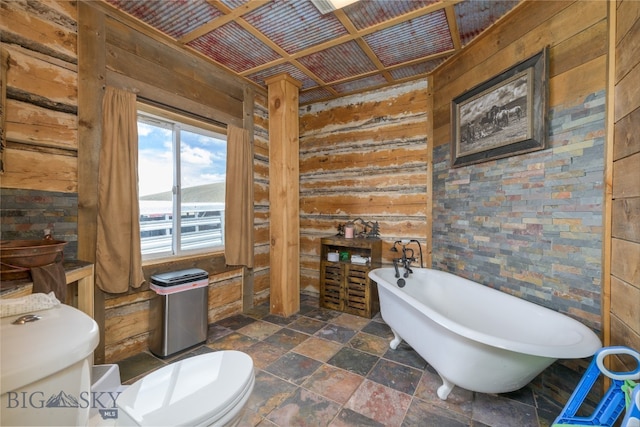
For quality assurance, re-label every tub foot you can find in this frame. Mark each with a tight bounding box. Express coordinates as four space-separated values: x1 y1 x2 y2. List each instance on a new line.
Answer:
436 376 455 400
389 329 402 350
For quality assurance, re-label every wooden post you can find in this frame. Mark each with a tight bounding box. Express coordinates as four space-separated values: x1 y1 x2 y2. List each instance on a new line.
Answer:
266 74 301 317
77 1 106 363
242 85 255 312
425 75 434 268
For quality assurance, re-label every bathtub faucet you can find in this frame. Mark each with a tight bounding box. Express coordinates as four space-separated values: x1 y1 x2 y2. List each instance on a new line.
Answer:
392 258 402 279
391 239 424 269
401 248 415 278
391 241 416 279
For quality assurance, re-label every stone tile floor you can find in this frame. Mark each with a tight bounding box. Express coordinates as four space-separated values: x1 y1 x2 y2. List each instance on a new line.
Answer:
116 293 561 426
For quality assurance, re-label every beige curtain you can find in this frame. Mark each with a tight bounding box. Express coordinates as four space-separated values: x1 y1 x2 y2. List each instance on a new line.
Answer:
96 86 145 293
224 125 254 267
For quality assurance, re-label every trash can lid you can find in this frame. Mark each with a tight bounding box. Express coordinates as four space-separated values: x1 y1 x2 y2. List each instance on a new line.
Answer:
150 268 208 287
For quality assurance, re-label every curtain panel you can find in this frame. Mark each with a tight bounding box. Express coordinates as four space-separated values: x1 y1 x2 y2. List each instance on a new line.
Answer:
224 125 254 268
96 86 145 293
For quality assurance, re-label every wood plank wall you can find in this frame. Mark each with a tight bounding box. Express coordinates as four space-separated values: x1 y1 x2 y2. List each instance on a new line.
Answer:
432 1 608 150
609 0 640 368
299 80 430 293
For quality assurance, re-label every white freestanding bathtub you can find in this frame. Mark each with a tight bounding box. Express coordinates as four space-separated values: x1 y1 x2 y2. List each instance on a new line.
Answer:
368 267 602 400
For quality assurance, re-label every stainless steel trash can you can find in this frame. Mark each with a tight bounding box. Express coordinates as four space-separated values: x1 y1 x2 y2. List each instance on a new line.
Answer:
148 268 209 358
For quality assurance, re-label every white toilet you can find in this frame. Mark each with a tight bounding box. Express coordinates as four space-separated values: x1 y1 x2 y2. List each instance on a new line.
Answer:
1 303 254 427
1 303 100 427
96 350 255 427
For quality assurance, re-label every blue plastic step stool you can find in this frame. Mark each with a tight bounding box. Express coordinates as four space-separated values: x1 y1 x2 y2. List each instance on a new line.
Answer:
553 346 640 427
620 384 639 427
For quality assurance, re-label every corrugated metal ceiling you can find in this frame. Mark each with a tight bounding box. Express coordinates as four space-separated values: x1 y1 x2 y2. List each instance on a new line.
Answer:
104 0 521 105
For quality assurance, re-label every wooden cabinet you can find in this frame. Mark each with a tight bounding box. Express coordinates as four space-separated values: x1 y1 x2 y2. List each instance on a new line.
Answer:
319 236 382 318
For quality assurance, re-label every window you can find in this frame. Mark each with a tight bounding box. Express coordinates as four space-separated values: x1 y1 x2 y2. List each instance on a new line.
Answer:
137 108 226 258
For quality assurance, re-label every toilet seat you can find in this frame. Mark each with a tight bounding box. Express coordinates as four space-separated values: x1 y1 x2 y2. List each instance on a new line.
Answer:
116 350 254 426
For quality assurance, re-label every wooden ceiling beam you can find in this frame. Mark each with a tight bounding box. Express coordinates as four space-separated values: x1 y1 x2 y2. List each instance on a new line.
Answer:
178 0 267 44
96 0 520 104
334 9 393 82
240 0 464 78
301 48 454 95
233 19 332 91
445 4 462 51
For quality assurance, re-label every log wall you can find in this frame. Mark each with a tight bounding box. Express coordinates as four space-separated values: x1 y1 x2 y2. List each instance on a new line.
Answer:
299 79 430 293
3 2 636 398
609 0 640 368
1 0 271 363
1 0 78 193
253 92 271 306
103 255 243 362
101 89 271 362
79 2 270 362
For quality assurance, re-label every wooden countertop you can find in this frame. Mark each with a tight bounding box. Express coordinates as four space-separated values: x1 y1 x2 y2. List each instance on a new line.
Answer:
0 260 94 318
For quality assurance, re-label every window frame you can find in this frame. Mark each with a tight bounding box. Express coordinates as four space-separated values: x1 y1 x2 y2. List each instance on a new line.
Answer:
137 103 227 261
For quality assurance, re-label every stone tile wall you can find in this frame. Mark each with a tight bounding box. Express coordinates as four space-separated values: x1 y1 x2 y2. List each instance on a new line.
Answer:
0 189 78 259
432 90 606 332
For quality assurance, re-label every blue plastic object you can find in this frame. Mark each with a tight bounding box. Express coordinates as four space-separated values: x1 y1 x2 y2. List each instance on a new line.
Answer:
553 346 640 427
621 384 640 427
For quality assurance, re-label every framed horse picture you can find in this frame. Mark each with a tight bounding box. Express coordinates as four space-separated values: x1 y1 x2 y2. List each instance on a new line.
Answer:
451 47 549 168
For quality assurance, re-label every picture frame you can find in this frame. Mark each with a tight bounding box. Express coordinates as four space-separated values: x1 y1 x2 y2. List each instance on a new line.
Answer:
451 47 549 168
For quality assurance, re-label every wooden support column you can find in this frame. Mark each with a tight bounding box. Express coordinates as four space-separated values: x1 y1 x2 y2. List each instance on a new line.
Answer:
78 1 106 363
242 85 255 312
266 74 301 317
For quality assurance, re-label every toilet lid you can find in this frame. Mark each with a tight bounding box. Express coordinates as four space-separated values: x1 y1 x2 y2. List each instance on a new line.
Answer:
117 350 254 426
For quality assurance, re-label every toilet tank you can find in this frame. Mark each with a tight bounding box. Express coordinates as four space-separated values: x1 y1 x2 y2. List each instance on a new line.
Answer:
1 303 99 426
